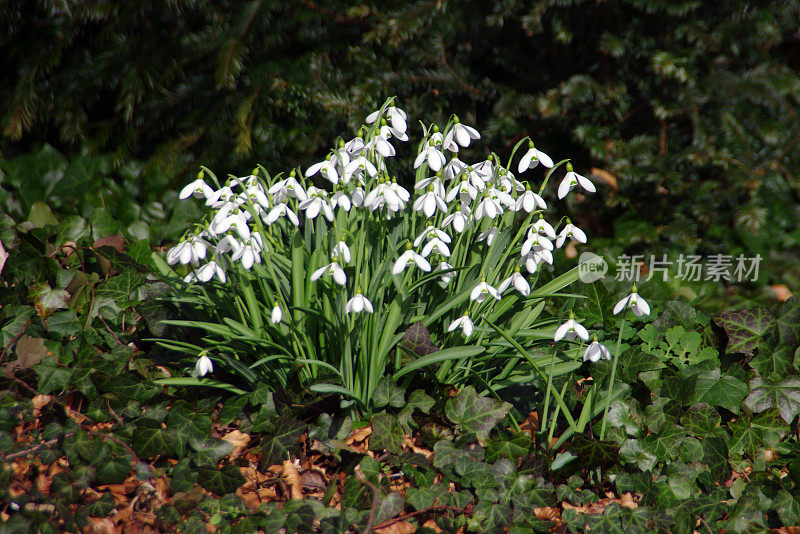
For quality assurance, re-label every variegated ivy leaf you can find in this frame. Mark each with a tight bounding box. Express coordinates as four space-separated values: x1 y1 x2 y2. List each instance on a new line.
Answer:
715 307 776 356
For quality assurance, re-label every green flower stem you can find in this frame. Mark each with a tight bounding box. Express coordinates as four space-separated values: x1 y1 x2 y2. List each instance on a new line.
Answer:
547 380 570 448
600 316 626 441
540 344 557 434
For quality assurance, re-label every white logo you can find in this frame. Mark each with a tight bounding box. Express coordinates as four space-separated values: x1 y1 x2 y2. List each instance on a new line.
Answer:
578 252 608 283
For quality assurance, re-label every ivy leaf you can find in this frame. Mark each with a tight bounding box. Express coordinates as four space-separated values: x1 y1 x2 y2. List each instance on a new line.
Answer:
776 296 800 348
445 386 511 439
400 322 439 356
693 370 748 412
369 414 404 454
744 376 800 423
196 464 245 495
133 418 180 458
773 490 800 527
569 434 619 468
702 436 731 484
96 449 133 484
406 484 447 511
680 403 720 437
652 300 698 332
397 389 435 430
374 492 404 525
35 356 71 395
260 414 306 468
432 439 482 470
190 438 235 465
715 307 775 355
486 431 531 462
642 420 685 461
619 439 657 471
372 377 405 409
750 343 794 377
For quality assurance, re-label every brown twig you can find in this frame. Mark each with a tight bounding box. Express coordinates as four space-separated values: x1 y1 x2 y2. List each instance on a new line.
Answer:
2 436 69 462
355 466 380 534
0 318 33 363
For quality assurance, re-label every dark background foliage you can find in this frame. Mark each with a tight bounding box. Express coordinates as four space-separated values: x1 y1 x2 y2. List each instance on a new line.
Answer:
2 0 799 285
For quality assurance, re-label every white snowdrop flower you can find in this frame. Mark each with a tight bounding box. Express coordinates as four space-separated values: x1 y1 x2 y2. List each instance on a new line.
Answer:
196 260 227 283
554 312 589 342
242 186 271 214
306 156 340 184
474 195 504 221
269 175 308 203
344 156 379 183
443 157 467 182
311 261 347 286
271 303 283 324
167 238 204 266
477 227 499 247
557 163 596 199
183 271 196 284
484 187 515 210
470 279 501 303
180 177 215 200
518 141 554 172
231 232 264 269
331 190 352 212
207 202 236 235
213 211 250 241
521 232 554 256
613 287 651 316
189 235 209 261
332 145 351 169
531 216 557 239
393 245 432 275
367 106 407 134
446 178 479 203
413 187 448 218
298 187 334 222
345 293 374 314
441 205 472 233
497 269 531 297
195 354 213 377
206 186 236 209
265 202 300 226
415 174 446 198
331 241 352 264
344 135 366 155
556 220 588 248
413 226 452 247
389 180 411 203
380 123 409 142
378 122 406 143
421 237 451 258
414 131 447 172
365 181 406 213
448 314 474 337
443 118 481 151
367 130 396 157
351 187 365 207
435 262 456 286
496 173 524 195
471 160 494 182
584 338 611 362
215 235 241 255
521 248 553 273
515 185 547 213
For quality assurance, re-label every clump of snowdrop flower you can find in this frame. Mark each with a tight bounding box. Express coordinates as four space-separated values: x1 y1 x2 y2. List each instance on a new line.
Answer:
164 98 610 406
